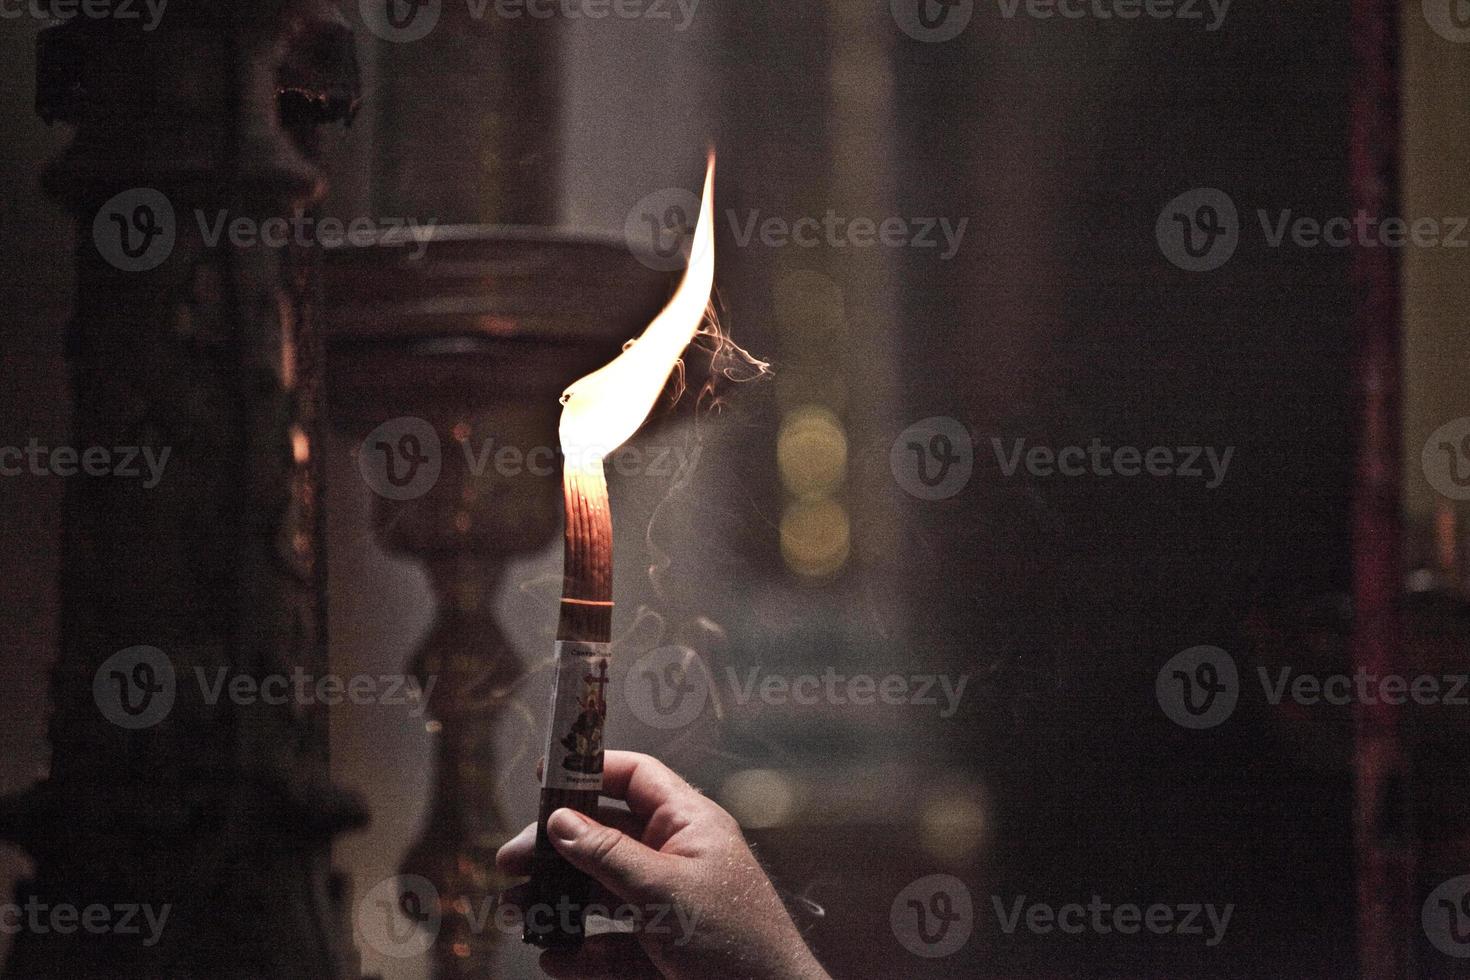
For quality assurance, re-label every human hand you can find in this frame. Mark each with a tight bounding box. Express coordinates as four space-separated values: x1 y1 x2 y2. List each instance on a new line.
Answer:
497 750 829 980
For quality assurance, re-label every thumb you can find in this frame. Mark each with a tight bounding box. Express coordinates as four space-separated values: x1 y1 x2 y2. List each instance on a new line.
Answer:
547 808 672 904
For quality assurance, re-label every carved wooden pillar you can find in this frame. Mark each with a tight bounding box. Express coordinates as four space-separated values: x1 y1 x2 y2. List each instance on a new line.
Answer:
0 4 364 978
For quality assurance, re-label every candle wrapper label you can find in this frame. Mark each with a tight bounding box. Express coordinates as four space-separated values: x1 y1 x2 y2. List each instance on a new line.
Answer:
540 641 612 792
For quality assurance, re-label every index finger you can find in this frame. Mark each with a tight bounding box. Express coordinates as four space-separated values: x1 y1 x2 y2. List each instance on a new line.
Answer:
599 751 702 821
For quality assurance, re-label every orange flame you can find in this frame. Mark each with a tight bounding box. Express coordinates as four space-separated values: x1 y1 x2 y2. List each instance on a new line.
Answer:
559 155 716 473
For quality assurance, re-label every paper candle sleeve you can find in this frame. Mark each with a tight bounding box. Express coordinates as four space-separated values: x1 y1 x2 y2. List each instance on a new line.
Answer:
540 641 613 792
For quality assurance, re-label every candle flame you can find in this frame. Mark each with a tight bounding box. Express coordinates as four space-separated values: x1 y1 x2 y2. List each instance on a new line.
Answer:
559 155 716 473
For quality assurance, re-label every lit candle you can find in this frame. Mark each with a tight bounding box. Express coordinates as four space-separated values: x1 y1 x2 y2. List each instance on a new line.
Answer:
523 155 717 948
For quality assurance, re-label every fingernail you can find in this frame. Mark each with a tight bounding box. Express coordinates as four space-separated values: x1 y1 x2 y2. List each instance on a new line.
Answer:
548 808 588 845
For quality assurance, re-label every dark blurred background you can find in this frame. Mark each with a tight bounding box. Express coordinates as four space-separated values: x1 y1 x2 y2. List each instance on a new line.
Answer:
2 1 1469 978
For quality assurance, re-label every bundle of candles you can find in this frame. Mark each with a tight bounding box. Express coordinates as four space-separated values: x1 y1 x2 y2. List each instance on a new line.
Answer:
523 155 717 948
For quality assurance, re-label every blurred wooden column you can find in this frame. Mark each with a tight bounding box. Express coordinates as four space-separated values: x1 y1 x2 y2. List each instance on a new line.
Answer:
0 4 364 978
1349 0 1413 975
368 2 561 224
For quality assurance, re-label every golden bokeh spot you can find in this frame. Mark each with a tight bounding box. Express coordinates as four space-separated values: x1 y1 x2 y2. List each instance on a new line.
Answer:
778 406 847 499
780 498 851 578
